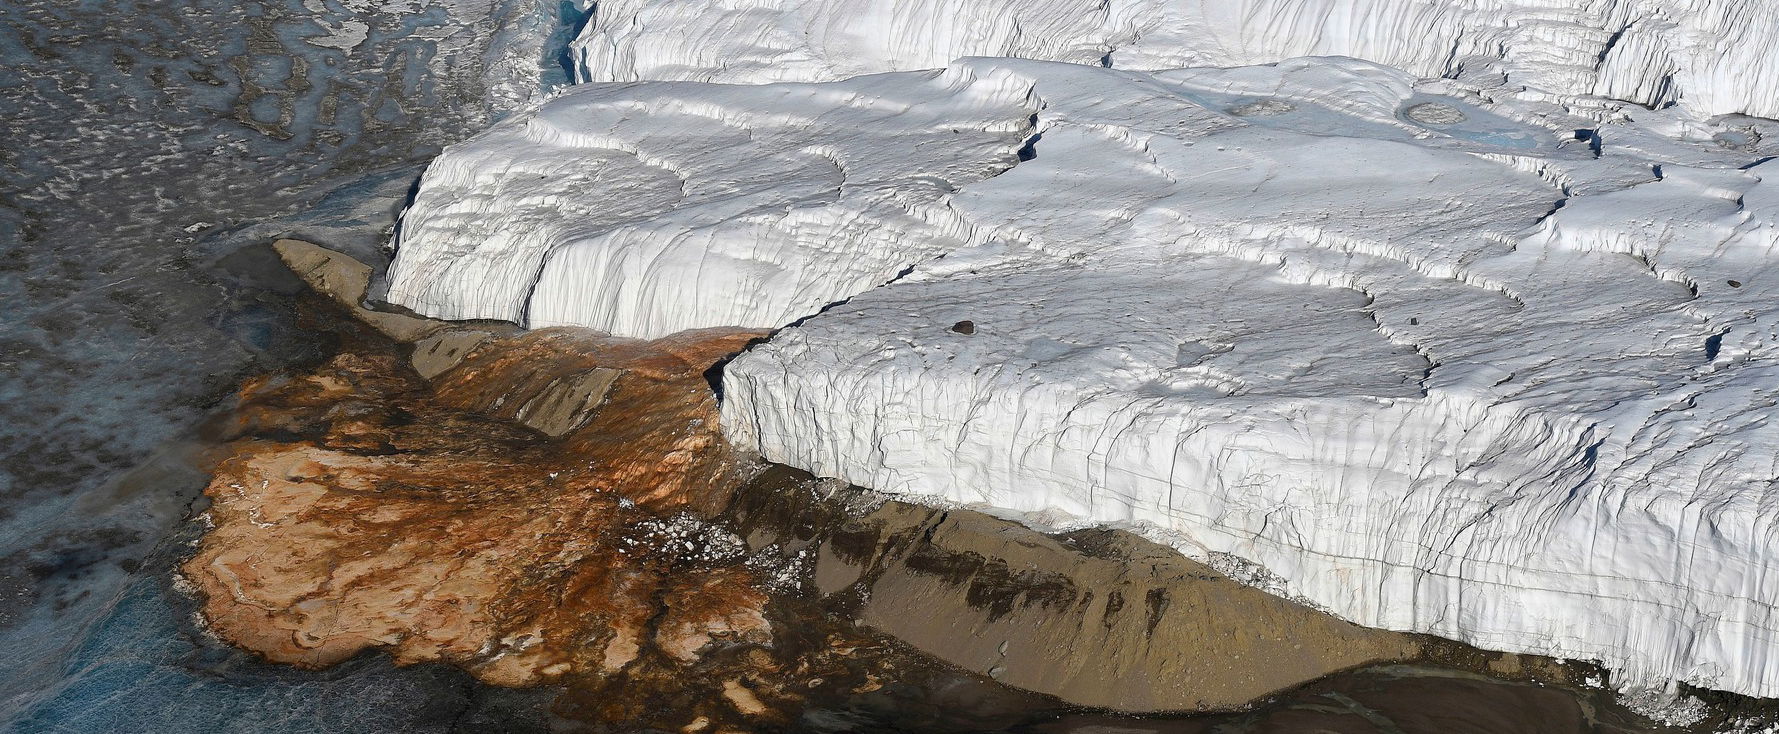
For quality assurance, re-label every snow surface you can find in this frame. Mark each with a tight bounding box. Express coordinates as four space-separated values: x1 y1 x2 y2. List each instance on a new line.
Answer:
388 54 1779 697
568 0 1779 119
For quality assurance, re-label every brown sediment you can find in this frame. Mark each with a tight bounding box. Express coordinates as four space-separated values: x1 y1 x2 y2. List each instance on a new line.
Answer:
181 310 1054 730
1033 664 1650 734
720 468 1438 713
183 326 770 684
180 240 1681 730
428 327 761 512
184 241 1059 730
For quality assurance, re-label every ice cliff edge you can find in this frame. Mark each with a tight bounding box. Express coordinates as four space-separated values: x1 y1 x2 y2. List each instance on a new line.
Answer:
387 54 1779 698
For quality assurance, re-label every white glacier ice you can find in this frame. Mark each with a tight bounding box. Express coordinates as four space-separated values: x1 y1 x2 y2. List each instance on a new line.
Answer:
385 67 1035 336
721 58 1779 697
569 0 1779 119
386 52 1779 698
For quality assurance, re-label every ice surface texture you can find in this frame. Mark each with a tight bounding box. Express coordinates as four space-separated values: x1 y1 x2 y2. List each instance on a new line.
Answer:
568 0 1779 119
723 59 1779 697
389 54 1779 697
387 66 1037 335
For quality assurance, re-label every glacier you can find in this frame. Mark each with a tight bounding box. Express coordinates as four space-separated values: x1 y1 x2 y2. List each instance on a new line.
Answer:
386 52 1779 699
385 67 1035 335
723 59 1779 698
567 0 1779 119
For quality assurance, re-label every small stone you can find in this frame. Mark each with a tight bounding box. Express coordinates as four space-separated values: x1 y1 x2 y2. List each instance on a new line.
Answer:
951 320 975 335
722 680 770 716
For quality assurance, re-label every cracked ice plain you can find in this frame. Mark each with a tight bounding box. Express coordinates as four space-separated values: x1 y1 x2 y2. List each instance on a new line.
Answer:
387 55 1779 696
569 0 1779 119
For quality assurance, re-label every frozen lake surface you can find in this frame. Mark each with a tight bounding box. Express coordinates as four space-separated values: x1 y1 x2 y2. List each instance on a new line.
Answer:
0 0 586 728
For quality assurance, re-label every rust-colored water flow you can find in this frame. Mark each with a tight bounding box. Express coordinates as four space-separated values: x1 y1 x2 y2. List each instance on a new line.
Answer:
177 291 1775 733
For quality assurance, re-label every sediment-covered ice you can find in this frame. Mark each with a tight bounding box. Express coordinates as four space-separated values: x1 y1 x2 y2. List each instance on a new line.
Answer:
388 54 1779 697
569 0 1779 119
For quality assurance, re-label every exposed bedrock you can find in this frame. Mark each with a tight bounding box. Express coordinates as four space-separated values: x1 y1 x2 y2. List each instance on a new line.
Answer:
570 0 1779 119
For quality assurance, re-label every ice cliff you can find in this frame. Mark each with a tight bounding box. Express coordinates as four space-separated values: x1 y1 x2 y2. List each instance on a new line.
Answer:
722 59 1779 698
568 0 1779 119
387 50 1779 699
386 68 1034 335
